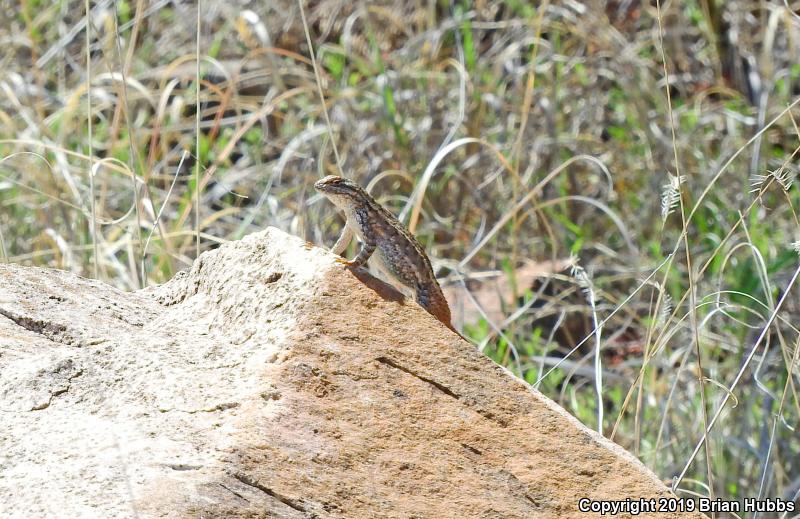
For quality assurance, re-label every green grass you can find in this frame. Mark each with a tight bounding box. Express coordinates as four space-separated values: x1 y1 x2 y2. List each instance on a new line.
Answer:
1 0 799 506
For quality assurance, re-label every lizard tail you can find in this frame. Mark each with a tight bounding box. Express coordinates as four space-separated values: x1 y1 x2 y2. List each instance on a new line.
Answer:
415 281 454 332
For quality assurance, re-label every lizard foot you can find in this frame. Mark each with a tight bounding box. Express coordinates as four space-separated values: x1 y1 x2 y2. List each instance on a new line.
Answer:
335 257 358 267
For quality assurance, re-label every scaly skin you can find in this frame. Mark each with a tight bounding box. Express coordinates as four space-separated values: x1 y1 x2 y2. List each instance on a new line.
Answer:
314 175 454 332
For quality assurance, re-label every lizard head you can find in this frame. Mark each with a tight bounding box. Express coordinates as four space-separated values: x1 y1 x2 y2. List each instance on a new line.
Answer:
314 175 359 195
314 175 364 208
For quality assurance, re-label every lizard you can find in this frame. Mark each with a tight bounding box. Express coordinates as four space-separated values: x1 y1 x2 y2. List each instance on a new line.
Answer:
314 175 457 334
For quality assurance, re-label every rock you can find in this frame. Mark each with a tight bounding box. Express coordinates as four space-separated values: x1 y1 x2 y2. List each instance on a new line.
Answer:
0 228 703 518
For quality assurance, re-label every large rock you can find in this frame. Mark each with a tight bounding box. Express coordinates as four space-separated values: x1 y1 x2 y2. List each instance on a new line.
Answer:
0 228 703 518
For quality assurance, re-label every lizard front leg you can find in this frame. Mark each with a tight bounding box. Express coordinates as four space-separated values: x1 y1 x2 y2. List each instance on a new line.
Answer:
331 224 354 255
345 239 376 268
330 224 375 268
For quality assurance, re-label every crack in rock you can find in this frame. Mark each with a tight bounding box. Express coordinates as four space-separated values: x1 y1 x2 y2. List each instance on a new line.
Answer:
232 472 306 513
376 356 508 426
164 463 203 471
375 356 459 398
218 483 249 503
157 401 241 414
0 308 76 345
30 368 83 411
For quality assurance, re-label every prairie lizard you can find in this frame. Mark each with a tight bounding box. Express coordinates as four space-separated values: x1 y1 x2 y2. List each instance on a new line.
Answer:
314 175 456 333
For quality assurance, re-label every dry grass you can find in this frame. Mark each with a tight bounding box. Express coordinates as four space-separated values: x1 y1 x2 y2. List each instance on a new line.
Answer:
2 0 800 506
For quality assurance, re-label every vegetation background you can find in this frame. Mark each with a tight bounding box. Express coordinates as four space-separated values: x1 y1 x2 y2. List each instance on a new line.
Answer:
1 0 799 511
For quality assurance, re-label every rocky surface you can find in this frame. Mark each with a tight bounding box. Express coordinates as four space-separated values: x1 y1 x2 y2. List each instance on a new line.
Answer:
0 228 704 518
